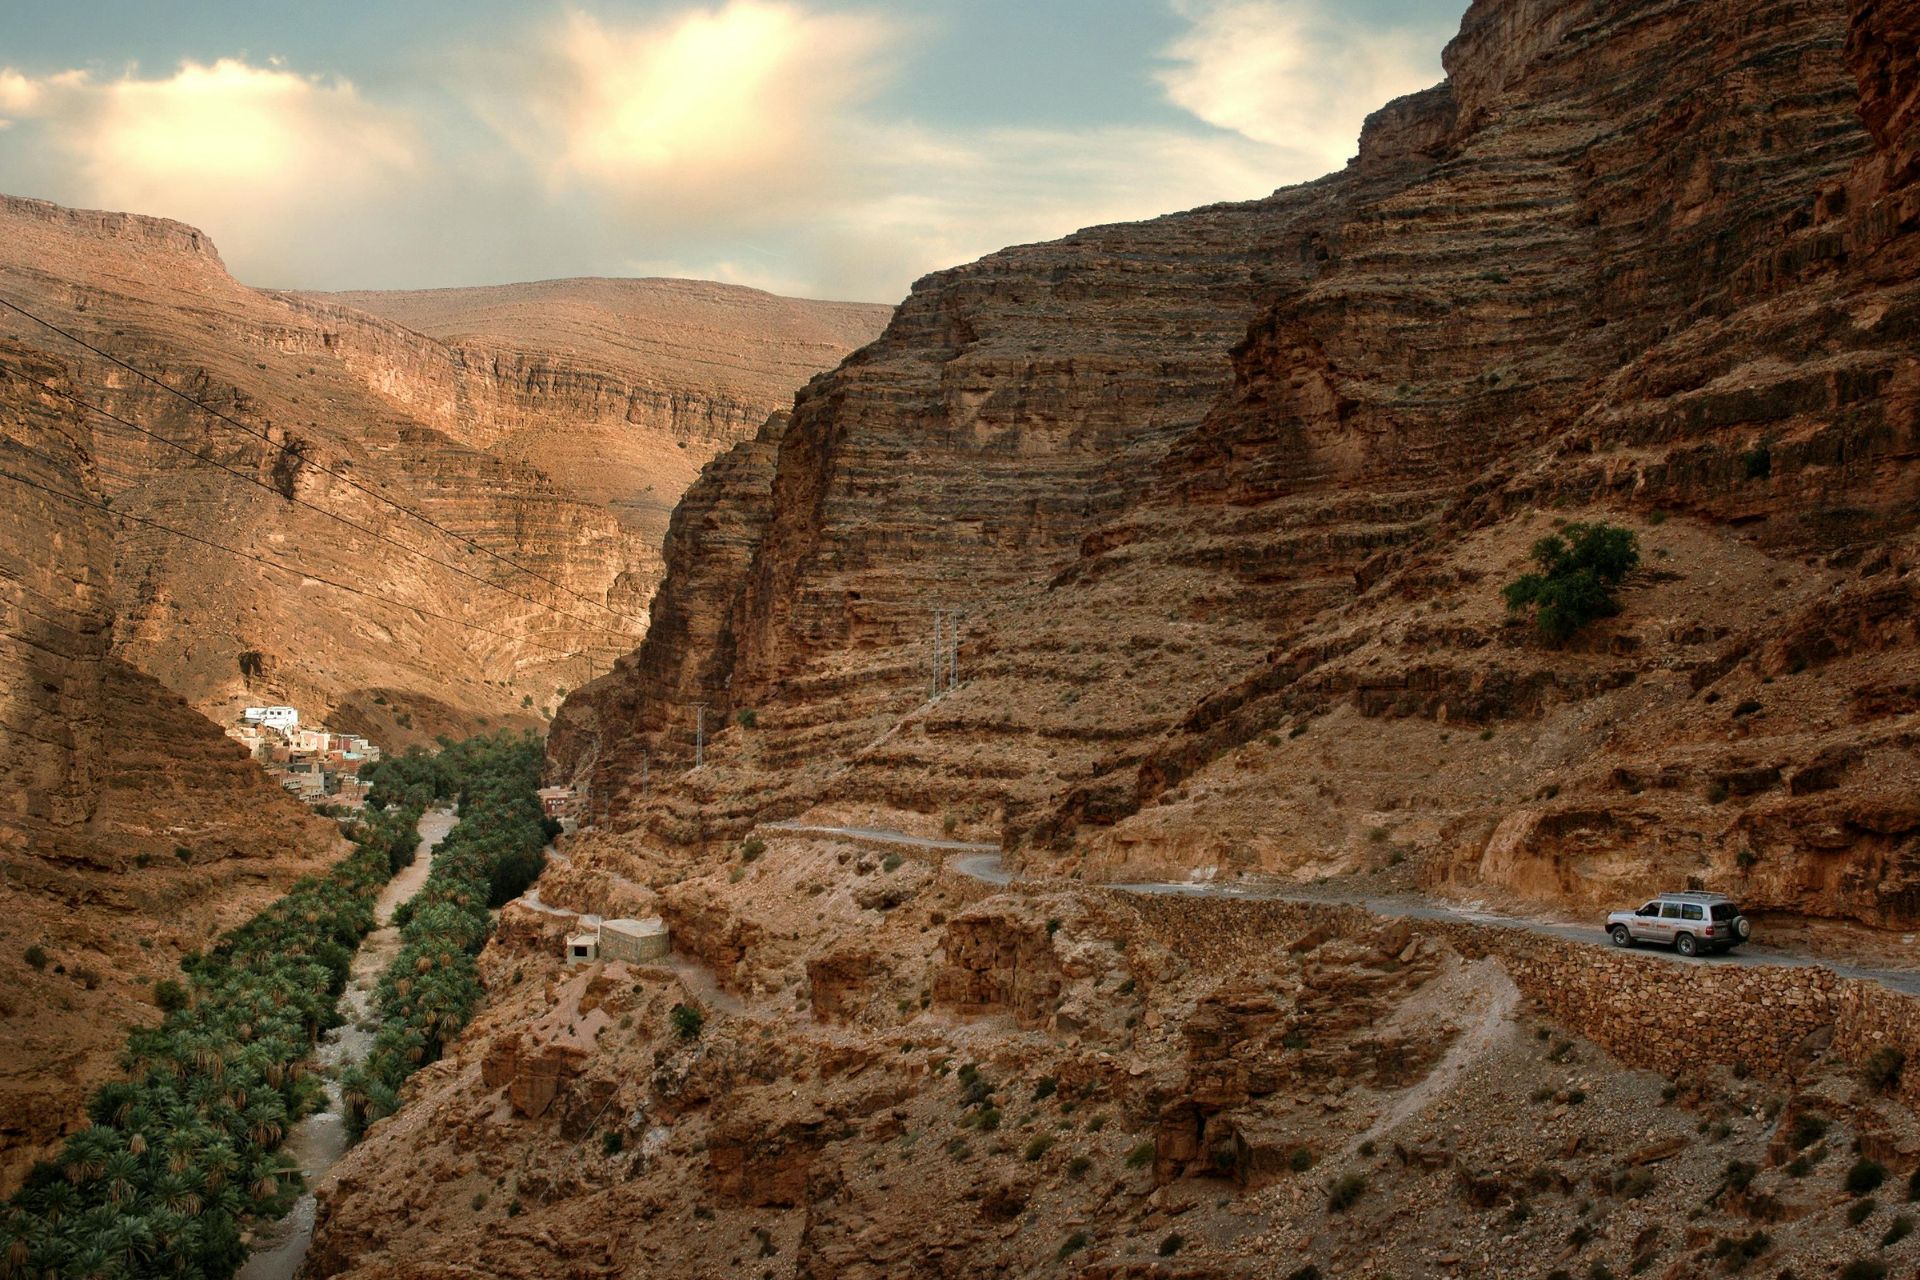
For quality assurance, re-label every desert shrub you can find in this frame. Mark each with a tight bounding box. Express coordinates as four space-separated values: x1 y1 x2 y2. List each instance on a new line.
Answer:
1502 521 1641 643
1327 1172 1367 1212
1846 1158 1887 1195
1838 1260 1887 1280
1848 1197 1878 1225
1882 1214 1913 1247
882 853 903 873
1067 1155 1092 1179
1033 1076 1057 1101
735 709 757 728
1125 1141 1155 1169
1056 1231 1089 1260
1290 1146 1314 1173
601 1130 624 1156
1862 1046 1906 1093
1790 1113 1829 1149
670 1003 706 1040
1024 1135 1054 1161
153 978 189 1012
740 837 765 862
23 944 47 970
1907 1165 1920 1202
1158 1233 1185 1257
1710 1228 1771 1271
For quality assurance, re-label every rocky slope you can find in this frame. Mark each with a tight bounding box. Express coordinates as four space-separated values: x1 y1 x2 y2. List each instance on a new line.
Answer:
307 0 1920 1274
0 338 344 1192
0 196 888 742
552 0 1919 932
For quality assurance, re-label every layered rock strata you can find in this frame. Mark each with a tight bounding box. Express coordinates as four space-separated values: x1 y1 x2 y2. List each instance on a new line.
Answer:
0 338 343 1190
555 0 1919 929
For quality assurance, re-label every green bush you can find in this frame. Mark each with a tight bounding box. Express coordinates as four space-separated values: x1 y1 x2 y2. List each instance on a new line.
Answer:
735 709 758 728
1847 1158 1888 1196
23 944 47 971
1056 1231 1089 1261
1158 1233 1185 1257
1024 1135 1054 1161
741 837 765 863
670 1003 706 1040
882 853 902 873
1502 521 1641 643
152 979 189 1013
1125 1141 1155 1169
601 1130 624 1156
1863 1046 1906 1093
1327 1172 1367 1212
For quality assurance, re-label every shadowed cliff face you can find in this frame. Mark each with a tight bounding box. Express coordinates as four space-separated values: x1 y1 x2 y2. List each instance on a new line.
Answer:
0 198 888 743
554 0 1918 926
0 339 345 1191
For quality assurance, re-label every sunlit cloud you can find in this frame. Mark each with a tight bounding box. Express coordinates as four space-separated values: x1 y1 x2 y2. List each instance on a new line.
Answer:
1157 0 1447 170
0 1 1458 299
477 2 902 229
0 59 417 277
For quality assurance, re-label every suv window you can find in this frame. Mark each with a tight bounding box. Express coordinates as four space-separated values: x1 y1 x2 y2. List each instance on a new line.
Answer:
1682 903 1704 921
1710 903 1737 920
1638 903 1660 917
1660 902 1683 919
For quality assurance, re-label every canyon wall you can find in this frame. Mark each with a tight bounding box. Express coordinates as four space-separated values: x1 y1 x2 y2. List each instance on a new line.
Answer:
555 0 1919 927
0 338 344 1191
0 195 887 743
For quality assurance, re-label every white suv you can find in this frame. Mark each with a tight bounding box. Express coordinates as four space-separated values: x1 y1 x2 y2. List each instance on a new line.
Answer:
1606 891 1751 957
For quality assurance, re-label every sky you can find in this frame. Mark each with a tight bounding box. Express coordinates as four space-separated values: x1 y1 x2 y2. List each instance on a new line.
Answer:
0 1 1465 302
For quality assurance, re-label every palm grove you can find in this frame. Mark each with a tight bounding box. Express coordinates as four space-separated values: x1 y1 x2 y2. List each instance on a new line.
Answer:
0 733 550 1280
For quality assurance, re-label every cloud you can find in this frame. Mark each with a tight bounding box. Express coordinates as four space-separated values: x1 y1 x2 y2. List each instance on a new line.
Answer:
476 2 902 230
0 59 418 279
0 1 1456 300
1157 0 1447 171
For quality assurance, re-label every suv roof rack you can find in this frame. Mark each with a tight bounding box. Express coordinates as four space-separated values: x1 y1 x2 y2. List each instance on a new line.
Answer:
1662 890 1733 901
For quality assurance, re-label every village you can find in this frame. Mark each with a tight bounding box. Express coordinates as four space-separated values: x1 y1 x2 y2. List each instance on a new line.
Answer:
223 704 383 812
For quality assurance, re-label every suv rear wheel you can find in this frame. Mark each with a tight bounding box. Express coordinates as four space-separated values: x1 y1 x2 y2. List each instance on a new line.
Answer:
1675 932 1699 957
1609 925 1632 948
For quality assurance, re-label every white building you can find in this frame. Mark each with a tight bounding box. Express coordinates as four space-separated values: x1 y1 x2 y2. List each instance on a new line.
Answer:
242 706 300 731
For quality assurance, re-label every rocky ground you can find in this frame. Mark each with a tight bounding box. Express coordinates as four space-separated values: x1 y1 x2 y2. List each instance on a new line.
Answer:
310 827 1920 1279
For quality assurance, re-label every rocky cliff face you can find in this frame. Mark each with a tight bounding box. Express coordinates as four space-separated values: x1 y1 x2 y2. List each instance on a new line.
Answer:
555 0 1918 929
0 339 344 1191
0 196 887 742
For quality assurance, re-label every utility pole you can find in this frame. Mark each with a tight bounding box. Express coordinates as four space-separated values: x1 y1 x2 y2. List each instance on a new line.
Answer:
929 609 943 702
947 610 962 693
693 703 707 769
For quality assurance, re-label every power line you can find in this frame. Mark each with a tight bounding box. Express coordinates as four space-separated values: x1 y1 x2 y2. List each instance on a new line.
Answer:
0 292 640 625
0 464 591 659
0 362 635 640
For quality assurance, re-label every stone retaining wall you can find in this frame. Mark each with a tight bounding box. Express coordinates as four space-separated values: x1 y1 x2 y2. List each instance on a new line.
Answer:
1116 892 1920 1101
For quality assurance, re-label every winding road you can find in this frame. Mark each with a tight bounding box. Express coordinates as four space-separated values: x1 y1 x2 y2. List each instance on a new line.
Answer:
762 822 1920 998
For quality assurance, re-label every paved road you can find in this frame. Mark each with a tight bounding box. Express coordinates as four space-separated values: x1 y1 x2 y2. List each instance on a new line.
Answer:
763 822 1920 998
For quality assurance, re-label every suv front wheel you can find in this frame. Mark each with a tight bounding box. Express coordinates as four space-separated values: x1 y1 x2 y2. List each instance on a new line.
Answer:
1675 932 1699 957
1609 925 1632 948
